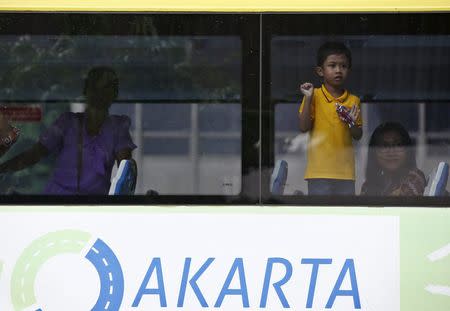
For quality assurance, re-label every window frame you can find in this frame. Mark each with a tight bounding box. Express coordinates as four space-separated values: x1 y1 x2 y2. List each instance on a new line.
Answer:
262 13 450 207
0 13 260 205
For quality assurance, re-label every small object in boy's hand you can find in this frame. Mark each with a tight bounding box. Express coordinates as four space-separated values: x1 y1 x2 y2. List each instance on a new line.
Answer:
335 103 355 127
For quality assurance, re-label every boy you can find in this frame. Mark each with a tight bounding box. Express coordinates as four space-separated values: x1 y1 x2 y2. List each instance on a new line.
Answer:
298 42 362 195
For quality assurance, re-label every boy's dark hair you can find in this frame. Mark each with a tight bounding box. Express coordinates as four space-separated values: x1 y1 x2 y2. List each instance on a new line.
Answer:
84 66 119 98
317 42 352 68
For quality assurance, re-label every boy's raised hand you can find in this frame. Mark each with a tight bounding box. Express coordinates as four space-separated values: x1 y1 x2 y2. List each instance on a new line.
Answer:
300 82 314 98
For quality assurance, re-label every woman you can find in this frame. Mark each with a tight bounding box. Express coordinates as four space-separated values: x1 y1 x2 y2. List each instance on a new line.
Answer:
361 122 426 196
0 66 136 194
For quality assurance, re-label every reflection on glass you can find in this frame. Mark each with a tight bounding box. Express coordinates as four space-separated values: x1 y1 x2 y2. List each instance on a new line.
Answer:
117 103 241 195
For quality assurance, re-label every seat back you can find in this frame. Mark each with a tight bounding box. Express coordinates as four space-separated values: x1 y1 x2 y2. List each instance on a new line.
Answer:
425 162 449 196
109 159 138 195
271 160 288 195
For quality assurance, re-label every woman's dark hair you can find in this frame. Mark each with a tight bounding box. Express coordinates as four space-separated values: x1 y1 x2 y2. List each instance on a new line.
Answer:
364 122 417 195
316 42 352 68
83 66 119 98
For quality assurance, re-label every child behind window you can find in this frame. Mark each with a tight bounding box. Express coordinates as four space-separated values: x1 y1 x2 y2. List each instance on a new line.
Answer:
298 42 363 195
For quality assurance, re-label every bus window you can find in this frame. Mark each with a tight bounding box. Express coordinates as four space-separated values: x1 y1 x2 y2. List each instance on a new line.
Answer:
266 14 450 202
0 14 260 201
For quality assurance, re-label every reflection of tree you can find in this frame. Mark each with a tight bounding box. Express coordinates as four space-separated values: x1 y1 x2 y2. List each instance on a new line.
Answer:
1 35 79 102
130 16 158 37
128 16 240 100
173 39 240 100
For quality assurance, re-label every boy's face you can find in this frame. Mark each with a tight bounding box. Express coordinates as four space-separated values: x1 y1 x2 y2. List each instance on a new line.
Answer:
316 54 350 88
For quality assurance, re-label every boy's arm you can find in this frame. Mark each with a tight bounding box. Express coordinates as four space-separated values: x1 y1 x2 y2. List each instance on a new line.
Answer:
298 83 314 132
350 125 362 140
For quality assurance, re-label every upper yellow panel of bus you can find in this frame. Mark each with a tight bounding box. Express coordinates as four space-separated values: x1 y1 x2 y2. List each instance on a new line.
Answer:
0 0 449 12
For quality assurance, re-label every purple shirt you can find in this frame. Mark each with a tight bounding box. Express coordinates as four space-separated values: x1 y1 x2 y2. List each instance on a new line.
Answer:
39 112 137 194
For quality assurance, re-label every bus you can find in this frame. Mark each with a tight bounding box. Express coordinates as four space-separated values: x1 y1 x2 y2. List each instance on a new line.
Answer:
0 1 449 310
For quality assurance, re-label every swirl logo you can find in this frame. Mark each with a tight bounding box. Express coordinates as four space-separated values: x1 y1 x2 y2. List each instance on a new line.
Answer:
10 230 124 311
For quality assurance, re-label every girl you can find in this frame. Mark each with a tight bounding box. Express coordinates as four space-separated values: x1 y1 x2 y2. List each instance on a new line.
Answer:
361 122 426 196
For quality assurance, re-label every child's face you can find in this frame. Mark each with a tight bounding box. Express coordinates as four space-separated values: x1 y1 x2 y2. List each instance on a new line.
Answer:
317 54 350 88
375 131 407 173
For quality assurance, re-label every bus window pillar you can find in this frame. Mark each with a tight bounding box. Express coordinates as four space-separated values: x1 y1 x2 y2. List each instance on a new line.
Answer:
417 102 427 170
134 103 144 194
191 103 199 194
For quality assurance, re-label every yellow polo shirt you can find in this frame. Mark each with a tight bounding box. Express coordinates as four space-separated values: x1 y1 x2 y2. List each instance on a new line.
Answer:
299 85 362 180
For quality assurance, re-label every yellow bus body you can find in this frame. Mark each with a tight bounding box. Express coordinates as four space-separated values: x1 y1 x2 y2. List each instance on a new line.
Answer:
0 0 449 12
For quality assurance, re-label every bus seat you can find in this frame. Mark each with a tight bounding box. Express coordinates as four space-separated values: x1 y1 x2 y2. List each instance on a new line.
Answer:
425 162 449 196
109 159 137 195
271 160 288 195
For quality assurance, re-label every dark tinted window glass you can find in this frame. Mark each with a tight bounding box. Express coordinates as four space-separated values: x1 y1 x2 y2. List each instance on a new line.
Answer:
268 14 450 200
0 15 244 197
